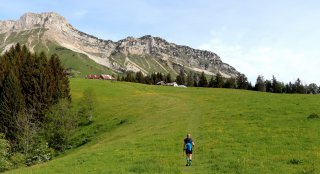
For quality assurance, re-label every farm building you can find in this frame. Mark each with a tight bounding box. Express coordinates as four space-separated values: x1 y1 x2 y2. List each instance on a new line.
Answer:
100 74 115 80
85 74 115 80
86 74 100 79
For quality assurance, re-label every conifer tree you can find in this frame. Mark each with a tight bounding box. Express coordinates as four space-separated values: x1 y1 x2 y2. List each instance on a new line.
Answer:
144 75 152 84
0 71 24 141
255 75 266 92
224 78 236 88
176 68 185 85
294 78 305 94
214 73 224 88
186 72 194 87
198 72 208 87
165 73 172 83
151 72 157 84
208 76 214 88
236 73 249 89
49 54 71 103
135 71 145 83
193 73 198 87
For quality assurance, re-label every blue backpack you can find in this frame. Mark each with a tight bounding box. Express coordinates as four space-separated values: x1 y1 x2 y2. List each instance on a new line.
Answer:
185 142 192 151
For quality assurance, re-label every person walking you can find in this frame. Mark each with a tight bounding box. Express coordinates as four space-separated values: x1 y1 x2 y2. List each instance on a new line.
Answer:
183 133 195 166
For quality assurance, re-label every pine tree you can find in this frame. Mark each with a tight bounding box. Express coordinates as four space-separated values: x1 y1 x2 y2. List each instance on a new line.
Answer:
186 72 194 87
32 52 52 118
144 75 152 84
193 73 198 87
214 73 224 88
198 72 208 87
294 78 305 94
285 82 294 93
19 50 38 114
156 72 164 82
208 76 214 88
0 71 24 141
151 72 157 85
49 54 71 103
176 68 185 85
236 73 249 89
0 55 9 88
271 75 283 93
135 71 145 83
116 75 121 81
255 75 266 92
165 73 172 83
224 78 236 88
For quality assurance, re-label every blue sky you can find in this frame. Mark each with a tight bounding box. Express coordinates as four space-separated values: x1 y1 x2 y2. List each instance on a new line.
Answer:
1 0 320 85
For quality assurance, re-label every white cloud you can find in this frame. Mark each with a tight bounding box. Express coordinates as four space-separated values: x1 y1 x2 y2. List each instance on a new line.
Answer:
198 32 320 85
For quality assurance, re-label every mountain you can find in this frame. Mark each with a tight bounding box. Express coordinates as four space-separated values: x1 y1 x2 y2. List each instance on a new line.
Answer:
0 12 239 77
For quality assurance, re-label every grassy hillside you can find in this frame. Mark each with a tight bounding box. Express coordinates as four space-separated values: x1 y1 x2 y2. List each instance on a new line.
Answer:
0 30 116 77
35 42 116 77
7 79 320 174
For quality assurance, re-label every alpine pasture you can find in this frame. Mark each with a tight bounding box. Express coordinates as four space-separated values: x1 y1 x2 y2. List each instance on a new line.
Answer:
7 78 320 174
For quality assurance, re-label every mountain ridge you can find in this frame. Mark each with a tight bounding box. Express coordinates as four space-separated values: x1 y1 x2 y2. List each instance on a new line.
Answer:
0 12 240 77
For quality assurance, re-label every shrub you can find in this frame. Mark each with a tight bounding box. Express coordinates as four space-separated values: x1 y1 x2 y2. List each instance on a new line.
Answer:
26 142 54 166
78 88 96 126
288 158 302 165
0 133 11 172
43 99 77 152
10 153 26 168
307 113 319 119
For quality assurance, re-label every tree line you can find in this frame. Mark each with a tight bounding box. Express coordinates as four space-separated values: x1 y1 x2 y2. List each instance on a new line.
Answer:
254 75 319 94
119 69 319 94
0 44 95 171
118 69 250 89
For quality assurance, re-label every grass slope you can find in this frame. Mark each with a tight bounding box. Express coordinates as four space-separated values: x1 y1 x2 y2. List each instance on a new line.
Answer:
35 42 116 77
7 79 320 174
0 30 116 77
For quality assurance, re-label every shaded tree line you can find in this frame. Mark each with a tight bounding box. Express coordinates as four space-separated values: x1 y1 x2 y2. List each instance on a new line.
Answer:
118 69 250 89
254 75 319 94
0 44 96 171
119 69 319 94
0 44 70 144
119 71 173 85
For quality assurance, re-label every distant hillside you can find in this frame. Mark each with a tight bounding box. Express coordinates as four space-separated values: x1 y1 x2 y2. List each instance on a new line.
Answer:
0 12 239 77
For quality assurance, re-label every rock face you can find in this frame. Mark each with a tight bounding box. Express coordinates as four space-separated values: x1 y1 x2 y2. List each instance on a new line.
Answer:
0 12 239 77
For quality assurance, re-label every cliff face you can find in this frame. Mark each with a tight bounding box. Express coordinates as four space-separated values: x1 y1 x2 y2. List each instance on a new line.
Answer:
0 12 239 77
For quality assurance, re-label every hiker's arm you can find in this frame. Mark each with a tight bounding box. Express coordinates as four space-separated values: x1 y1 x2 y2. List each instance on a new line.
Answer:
192 142 195 147
183 142 185 151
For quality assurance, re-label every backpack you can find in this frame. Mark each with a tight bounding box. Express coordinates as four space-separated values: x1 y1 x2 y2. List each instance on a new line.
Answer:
185 142 192 151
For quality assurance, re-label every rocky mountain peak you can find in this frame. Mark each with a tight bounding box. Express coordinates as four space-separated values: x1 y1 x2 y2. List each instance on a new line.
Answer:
0 12 71 33
0 12 240 78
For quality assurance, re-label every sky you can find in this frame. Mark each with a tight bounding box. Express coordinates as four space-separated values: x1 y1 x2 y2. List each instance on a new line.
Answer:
1 0 320 85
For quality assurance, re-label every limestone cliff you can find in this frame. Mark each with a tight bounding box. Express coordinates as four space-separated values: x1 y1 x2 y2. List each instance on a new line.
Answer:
0 12 239 77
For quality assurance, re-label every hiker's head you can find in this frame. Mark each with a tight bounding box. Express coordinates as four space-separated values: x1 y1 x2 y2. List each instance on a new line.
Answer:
187 133 191 138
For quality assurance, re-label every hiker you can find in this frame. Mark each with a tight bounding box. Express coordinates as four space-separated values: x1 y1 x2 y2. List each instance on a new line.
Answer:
183 133 195 166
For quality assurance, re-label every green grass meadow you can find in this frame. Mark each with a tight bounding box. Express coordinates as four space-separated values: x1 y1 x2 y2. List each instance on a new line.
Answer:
7 79 320 174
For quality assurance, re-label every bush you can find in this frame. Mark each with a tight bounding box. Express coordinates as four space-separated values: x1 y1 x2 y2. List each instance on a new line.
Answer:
43 99 77 152
10 153 26 168
78 88 96 126
307 113 319 119
288 158 302 165
0 133 12 172
26 142 54 166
